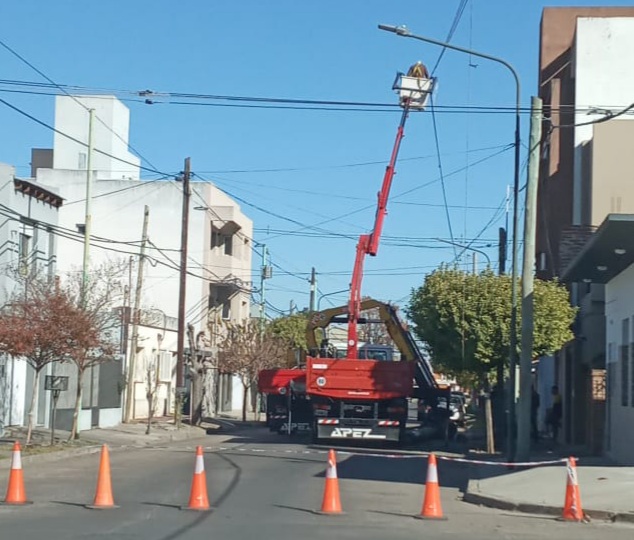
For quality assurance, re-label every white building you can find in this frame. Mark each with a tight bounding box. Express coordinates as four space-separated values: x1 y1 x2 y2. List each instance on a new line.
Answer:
0 163 63 429
563 214 634 464
1 95 252 432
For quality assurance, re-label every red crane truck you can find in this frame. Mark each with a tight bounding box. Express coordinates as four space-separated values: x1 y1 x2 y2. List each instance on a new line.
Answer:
304 68 451 444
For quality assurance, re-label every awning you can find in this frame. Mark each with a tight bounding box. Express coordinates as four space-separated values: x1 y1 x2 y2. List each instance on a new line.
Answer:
562 214 634 284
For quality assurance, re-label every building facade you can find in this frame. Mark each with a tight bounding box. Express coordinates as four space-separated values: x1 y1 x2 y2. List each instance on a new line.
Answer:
563 214 634 464
0 162 63 429
536 8 634 451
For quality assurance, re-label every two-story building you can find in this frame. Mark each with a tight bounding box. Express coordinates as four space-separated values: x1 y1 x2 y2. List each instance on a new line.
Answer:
0 162 63 429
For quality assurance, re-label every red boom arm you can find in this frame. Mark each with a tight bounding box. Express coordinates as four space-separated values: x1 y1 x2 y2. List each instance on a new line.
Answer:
346 107 410 358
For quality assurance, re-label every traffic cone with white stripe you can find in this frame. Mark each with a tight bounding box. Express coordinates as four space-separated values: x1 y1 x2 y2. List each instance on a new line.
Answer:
318 449 343 515
87 445 118 509
416 453 446 520
2 441 31 505
183 445 210 511
562 457 584 521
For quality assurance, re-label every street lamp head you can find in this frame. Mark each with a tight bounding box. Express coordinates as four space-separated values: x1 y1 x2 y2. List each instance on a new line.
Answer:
377 24 411 37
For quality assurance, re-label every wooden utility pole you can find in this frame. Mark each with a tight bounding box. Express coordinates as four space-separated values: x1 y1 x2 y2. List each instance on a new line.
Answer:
124 205 149 423
516 97 543 461
176 158 191 394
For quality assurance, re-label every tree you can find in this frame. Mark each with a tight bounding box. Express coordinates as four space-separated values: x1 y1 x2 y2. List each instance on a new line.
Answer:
143 333 164 435
64 262 125 440
407 266 577 380
0 276 84 444
218 319 288 421
269 313 309 351
358 298 394 346
187 324 214 426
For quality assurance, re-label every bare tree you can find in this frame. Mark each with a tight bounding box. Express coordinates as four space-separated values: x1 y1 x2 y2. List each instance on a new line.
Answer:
218 319 288 421
64 261 126 440
357 298 395 346
0 275 81 444
187 325 214 426
144 333 163 435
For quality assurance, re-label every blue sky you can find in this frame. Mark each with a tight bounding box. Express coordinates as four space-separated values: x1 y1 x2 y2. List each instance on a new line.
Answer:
1 1 631 317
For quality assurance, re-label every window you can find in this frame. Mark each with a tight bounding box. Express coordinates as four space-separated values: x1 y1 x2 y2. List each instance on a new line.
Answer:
78 152 87 169
224 234 233 256
211 228 220 249
222 300 231 320
18 232 31 276
210 224 233 256
622 318 630 407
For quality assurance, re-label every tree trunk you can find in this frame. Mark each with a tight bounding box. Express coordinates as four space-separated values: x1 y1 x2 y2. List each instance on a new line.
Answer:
241 381 249 422
69 367 83 441
26 368 41 445
146 389 153 435
191 369 204 426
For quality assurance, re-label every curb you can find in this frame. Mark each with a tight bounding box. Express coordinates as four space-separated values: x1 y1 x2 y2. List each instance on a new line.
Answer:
463 481 634 524
0 445 103 468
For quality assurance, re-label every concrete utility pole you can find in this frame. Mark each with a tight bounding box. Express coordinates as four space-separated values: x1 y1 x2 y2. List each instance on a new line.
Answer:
472 252 478 274
81 108 95 305
259 245 269 331
176 158 191 392
124 205 149 423
309 267 317 312
516 96 543 461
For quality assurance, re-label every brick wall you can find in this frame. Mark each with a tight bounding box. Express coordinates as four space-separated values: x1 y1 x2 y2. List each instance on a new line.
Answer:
559 225 596 276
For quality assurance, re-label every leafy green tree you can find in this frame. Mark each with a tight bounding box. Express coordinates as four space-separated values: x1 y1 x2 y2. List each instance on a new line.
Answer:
407 266 577 379
269 313 309 351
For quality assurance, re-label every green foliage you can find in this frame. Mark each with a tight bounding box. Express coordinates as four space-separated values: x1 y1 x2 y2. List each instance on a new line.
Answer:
268 313 309 351
407 266 577 377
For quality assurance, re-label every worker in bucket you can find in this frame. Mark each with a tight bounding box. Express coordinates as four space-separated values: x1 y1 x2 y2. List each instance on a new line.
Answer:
407 60 429 79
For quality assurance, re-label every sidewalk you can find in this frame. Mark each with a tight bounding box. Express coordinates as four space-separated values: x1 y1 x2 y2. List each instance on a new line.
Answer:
0 417 225 467
462 437 634 523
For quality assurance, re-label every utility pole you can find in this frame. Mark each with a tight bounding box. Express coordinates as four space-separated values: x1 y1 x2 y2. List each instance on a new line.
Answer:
124 205 149 423
309 267 317 312
472 252 478 274
498 227 507 275
176 158 191 398
516 96 543 461
259 245 270 330
81 108 95 305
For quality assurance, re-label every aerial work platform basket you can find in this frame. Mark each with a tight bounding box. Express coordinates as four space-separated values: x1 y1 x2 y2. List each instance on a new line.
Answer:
393 72 435 110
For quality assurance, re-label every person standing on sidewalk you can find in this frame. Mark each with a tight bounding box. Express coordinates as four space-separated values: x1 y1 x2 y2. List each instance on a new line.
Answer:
547 385 562 443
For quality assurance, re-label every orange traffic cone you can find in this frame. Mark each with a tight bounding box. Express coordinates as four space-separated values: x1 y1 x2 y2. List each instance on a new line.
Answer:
2 441 31 505
562 457 584 521
317 449 343 515
86 445 118 509
183 446 210 511
416 453 446 520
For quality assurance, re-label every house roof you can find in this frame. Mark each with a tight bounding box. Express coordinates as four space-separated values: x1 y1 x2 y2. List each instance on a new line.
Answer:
562 214 634 284
13 178 64 208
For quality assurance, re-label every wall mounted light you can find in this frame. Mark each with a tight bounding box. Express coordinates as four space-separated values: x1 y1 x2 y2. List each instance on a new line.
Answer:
597 265 608 271
614 248 627 255
582 278 592 283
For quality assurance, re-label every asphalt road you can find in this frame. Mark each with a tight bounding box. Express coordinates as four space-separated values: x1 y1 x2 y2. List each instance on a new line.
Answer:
0 425 631 539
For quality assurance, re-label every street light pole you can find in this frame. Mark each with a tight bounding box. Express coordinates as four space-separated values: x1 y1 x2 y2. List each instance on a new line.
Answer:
378 24 522 459
317 288 350 312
